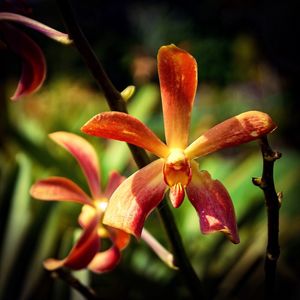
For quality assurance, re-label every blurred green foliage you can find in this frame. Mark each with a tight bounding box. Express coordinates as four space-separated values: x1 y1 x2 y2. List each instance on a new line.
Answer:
1 0 300 299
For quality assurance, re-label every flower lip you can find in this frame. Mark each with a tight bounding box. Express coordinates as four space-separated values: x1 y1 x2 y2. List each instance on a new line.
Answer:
163 149 192 187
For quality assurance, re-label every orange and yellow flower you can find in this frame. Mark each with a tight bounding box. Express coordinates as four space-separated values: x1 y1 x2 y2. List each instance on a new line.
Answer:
81 45 276 244
30 132 129 272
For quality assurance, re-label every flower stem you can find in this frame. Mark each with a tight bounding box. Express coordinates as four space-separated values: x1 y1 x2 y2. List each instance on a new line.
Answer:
51 268 102 300
252 135 281 298
57 0 204 298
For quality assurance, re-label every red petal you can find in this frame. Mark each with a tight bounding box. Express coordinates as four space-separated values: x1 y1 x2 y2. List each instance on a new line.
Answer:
103 159 167 238
30 177 92 206
49 132 102 199
158 45 197 149
0 23 46 100
169 183 185 208
186 163 239 243
81 112 169 158
88 246 120 273
104 171 125 199
44 213 100 270
185 111 277 159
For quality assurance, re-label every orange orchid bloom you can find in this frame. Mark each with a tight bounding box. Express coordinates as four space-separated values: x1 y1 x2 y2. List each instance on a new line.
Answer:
30 132 130 273
81 44 276 244
0 12 71 100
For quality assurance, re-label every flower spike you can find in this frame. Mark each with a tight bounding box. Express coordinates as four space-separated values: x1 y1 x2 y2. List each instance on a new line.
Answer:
82 44 276 244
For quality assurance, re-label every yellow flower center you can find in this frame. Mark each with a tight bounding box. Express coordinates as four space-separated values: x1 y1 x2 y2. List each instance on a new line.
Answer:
93 198 110 237
163 149 192 187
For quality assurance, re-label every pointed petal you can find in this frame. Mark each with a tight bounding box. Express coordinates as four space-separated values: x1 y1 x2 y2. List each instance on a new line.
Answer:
107 227 131 250
169 183 185 208
158 44 197 149
49 132 102 199
30 177 92 206
0 23 46 100
88 246 121 273
185 111 277 159
0 12 72 44
186 163 239 243
44 213 100 270
104 171 125 199
81 112 169 158
103 159 167 238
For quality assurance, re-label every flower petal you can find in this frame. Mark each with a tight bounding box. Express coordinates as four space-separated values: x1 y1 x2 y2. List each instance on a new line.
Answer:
81 112 169 158
107 227 130 250
0 23 46 100
30 177 92 206
88 246 120 273
186 163 239 243
0 12 72 44
158 44 197 149
44 212 100 270
49 132 102 199
104 171 125 199
185 111 277 159
103 159 167 238
169 183 185 208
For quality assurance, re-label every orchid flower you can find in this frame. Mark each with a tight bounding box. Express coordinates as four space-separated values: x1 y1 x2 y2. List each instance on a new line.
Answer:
30 132 176 271
0 12 72 100
81 44 277 244
30 131 130 272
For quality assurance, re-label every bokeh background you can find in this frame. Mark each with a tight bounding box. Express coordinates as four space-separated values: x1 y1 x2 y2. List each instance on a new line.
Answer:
1 0 299 299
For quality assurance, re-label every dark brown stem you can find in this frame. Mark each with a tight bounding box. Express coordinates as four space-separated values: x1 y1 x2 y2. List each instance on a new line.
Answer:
252 135 281 298
56 1 204 299
51 268 103 300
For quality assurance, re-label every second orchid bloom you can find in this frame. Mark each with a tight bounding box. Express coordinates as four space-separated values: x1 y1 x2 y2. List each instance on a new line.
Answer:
81 44 276 244
30 132 129 272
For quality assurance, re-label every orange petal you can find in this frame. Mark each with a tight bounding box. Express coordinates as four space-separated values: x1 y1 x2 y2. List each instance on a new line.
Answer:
158 44 197 148
30 177 92 206
103 159 167 238
186 163 239 243
107 227 131 250
185 111 277 159
104 171 126 199
81 112 169 158
49 132 102 199
44 213 100 270
0 23 46 100
88 246 121 273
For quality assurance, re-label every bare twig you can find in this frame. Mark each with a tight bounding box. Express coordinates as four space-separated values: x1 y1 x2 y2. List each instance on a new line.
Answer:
252 135 281 298
56 1 204 299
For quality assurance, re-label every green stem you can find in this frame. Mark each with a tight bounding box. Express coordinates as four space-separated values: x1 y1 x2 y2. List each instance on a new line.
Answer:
57 0 204 299
252 135 281 299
